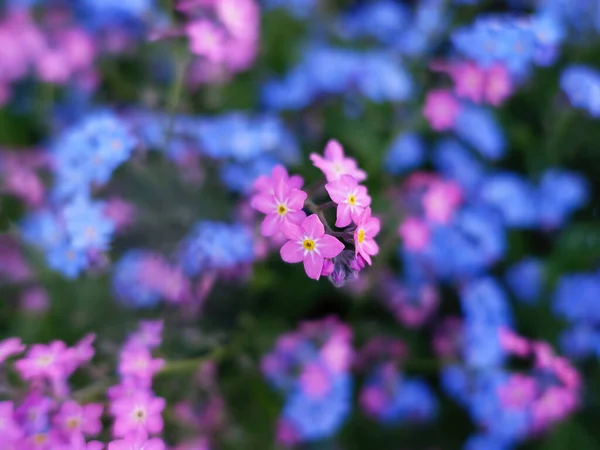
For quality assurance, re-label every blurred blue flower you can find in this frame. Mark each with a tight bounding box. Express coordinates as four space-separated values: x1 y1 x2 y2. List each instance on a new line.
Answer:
383 133 425 175
179 221 255 276
559 325 600 360
478 173 537 228
356 54 413 102
336 0 410 44
112 250 161 308
47 244 88 279
505 258 544 304
537 169 588 228
561 65 600 117
553 272 600 323
454 105 505 160
432 139 485 196
62 196 115 252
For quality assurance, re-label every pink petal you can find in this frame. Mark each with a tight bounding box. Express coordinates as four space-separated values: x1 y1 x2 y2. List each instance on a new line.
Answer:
302 214 325 238
287 189 307 209
287 210 307 225
280 222 304 240
272 165 287 184
280 241 304 263
303 253 324 280
289 174 304 190
335 204 352 228
261 214 281 237
364 217 381 236
251 194 276 214
273 176 288 201
253 175 271 193
325 180 349 203
357 247 372 266
318 235 345 258
355 185 371 206
324 140 344 160
362 238 379 256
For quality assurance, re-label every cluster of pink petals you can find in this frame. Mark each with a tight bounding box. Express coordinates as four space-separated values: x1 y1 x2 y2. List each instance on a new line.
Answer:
179 0 260 85
310 140 366 183
0 149 50 207
137 253 191 304
0 11 96 105
422 89 462 131
431 60 513 106
497 329 581 432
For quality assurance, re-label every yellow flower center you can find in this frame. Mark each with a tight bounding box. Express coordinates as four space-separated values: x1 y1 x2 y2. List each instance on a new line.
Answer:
357 229 365 244
33 434 47 444
37 355 53 367
348 194 356 206
303 239 316 251
66 417 81 429
277 204 288 216
133 407 146 422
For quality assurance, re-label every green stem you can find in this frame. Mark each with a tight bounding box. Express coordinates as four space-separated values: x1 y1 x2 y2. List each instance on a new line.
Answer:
157 347 226 377
163 51 190 153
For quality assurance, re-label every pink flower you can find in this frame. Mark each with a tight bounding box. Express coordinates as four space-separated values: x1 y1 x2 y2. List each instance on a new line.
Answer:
310 140 367 183
353 207 380 265
398 217 430 251
451 63 485 103
498 328 530 357
56 434 104 450
280 215 345 280
15 341 69 382
186 20 225 62
0 401 23 442
422 180 462 224
299 363 331 398
484 63 512 106
251 178 307 237
215 0 259 40
111 391 166 437
252 164 303 195
54 401 103 436
325 175 371 227
497 374 537 409
0 338 25 365
422 89 461 131
118 348 165 384
108 433 165 450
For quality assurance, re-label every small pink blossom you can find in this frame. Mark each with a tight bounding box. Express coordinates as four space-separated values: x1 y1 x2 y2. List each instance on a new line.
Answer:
320 336 352 373
15 341 70 382
398 217 430 251
215 0 259 40
186 20 225 62
118 348 165 384
252 164 304 196
484 64 512 106
498 328 530 357
0 401 23 442
110 391 166 437
360 386 386 415
0 338 25 365
280 215 345 280
422 180 462 224
353 207 380 265
451 62 485 103
422 89 461 131
310 140 367 183
299 363 331 397
251 178 307 237
54 400 103 436
108 433 166 450
497 374 537 409
325 175 371 227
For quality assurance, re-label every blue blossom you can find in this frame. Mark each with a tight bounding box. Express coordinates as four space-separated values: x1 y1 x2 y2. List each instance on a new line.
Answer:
179 221 255 276
112 250 162 308
561 65 600 117
52 111 136 199
47 244 88 279
355 54 413 102
336 1 410 44
537 169 589 228
62 196 115 252
20 210 65 251
454 105 506 160
440 365 470 404
282 374 352 442
478 173 537 228
432 139 485 196
553 272 600 324
559 325 600 360
505 258 544 304
464 434 515 450
220 156 278 194
384 133 425 175
262 70 315 111
461 277 512 327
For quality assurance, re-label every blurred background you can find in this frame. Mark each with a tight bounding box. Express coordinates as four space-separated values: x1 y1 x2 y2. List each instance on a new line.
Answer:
1 0 600 449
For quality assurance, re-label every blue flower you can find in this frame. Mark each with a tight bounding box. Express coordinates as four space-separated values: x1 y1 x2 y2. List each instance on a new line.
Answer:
561 65 600 117
454 105 505 160
478 173 537 228
559 325 600 360
336 0 410 44
505 258 544 304
553 272 600 324
112 250 162 308
220 156 279 195
383 132 425 174
62 196 115 252
537 169 589 228
47 244 88 279
464 434 515 450
282 374 352 442
356 54 413 102
432 139 485 195
179 221 255 276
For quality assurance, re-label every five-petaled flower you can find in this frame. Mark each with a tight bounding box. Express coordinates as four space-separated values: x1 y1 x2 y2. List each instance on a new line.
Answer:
325 175 371 227
310 140 367 183
280 215 345 280
251 178 307 236
354 207 380 265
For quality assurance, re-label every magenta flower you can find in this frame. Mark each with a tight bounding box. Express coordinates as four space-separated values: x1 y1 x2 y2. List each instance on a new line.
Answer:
108 433 165 450
422 89 461 131
56 434 104 450
118 347 165 385
0 338 25 365
0 401 23 442
111 391 166 437
325 175 371 227
186 20 225 63
485 63 512 106
15 341 69 382
450 62 485 103
353 207 380 265
398 217 430 252
280 215 345 280
54 400 103 436
252 164 304 195
310 140 367 183
251 178 307 237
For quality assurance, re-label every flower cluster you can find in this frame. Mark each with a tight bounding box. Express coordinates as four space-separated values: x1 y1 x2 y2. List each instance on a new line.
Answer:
251 141 380 285
261 317 353 446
